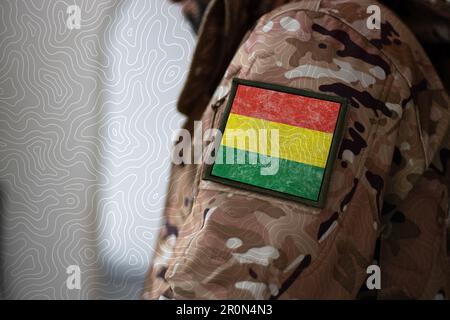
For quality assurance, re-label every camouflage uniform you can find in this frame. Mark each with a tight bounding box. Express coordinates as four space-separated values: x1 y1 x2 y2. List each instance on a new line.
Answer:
143 0 450 299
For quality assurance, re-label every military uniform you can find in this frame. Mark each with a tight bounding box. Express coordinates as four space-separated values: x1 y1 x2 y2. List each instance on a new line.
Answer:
143 0 450 299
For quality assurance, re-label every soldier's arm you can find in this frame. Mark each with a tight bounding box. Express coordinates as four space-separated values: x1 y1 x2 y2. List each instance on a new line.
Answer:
159 1 450 299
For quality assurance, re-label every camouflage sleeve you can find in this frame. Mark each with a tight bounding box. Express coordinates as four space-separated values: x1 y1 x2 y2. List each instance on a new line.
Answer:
379 116 450 299
147 1 450 300
377 15 450 297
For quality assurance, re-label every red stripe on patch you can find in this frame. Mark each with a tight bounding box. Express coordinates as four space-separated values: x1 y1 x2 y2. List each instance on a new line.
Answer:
231 84 341 133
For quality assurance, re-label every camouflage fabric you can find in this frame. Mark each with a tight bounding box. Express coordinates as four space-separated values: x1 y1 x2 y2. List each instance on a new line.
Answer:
143 0 450 299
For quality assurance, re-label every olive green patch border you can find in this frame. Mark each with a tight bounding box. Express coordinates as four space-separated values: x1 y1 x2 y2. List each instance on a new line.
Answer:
203 78 348 208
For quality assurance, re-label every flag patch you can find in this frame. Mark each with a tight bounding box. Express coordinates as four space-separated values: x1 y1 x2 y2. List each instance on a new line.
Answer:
203 78 347 207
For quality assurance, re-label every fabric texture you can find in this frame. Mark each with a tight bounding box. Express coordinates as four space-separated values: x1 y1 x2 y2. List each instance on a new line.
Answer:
143 0 450 299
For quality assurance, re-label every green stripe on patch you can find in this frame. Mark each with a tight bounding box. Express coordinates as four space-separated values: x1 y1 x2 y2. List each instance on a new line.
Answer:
211 145 324 201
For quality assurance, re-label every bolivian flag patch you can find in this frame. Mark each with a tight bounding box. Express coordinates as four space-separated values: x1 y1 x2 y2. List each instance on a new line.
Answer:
203 78 347 208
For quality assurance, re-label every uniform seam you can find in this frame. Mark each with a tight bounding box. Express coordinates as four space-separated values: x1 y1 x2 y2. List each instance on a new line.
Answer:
315 0 322 11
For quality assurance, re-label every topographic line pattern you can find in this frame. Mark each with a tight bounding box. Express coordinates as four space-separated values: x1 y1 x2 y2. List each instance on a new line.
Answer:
0 0 194 299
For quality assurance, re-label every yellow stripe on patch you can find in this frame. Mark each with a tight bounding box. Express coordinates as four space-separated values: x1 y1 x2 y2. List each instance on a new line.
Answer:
222 113 333 168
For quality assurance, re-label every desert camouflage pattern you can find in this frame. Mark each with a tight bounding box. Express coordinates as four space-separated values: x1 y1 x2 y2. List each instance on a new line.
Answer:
143 0 450 299
171 0 210 33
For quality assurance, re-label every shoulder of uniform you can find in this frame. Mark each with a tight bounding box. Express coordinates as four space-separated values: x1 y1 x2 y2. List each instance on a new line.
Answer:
255 0 443 91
